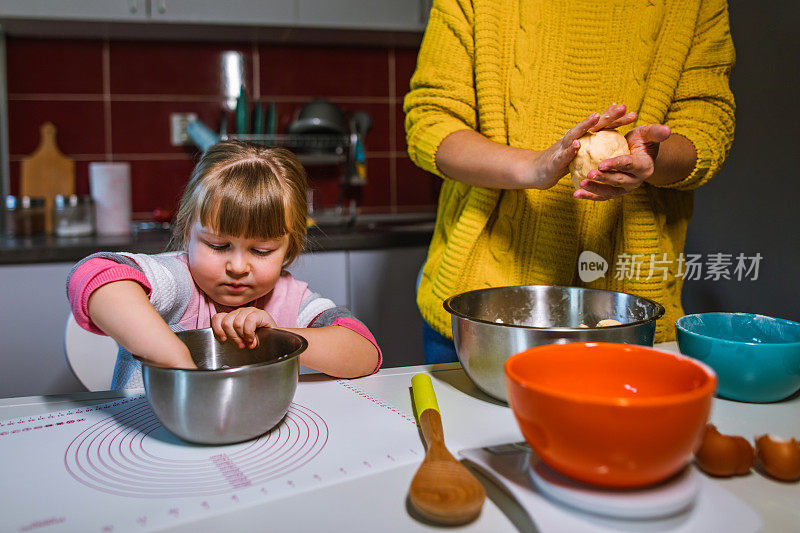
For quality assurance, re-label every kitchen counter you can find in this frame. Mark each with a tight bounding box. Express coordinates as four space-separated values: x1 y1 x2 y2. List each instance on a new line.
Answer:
0 212 436 265
1 342 797 532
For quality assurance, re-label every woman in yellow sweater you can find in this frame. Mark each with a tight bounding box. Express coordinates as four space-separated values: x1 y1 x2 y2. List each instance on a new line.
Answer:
405 0 735 361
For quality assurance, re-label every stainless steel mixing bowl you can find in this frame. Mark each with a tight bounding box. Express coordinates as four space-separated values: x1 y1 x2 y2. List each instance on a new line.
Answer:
135 327 307 445
443 285 665 402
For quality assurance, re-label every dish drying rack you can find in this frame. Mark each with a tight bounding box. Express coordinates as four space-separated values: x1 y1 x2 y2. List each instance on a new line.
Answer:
219 133 349 166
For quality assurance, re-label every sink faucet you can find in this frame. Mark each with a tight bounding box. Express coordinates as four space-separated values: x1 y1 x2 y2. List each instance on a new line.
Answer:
344 112 372 186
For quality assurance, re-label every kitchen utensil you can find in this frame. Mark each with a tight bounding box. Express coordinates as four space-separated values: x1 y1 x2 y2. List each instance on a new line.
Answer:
676 313 800 403
352 111 372 137
235 85 249 135
89 162 131 235
219 109 228 137
444 285 665 401
505 342 716 488
461 444 701 520
458 445 762 530
20 122 75 233
287 98 346 135
53 194 95 237
187 118 220 152
134 327 307 445
409 374 485 525
529 456 701 519
253 101 264 135
346 111 372 185
266 101 277 142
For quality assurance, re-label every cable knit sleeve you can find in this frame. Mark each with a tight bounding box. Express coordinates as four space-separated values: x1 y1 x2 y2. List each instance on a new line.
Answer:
661 0 736 191
403 0 477 179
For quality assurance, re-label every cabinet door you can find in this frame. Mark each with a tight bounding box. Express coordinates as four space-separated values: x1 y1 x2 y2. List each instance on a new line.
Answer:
297 0 424 31
0 263 84 398
348 247 428 368
149 0 294 25
0 0 147 20
286 251 349 309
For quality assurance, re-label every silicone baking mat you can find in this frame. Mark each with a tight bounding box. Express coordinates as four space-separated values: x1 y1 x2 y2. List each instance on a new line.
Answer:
0 379 422 531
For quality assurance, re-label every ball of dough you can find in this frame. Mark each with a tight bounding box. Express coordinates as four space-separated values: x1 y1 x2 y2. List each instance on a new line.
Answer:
568 130 630 189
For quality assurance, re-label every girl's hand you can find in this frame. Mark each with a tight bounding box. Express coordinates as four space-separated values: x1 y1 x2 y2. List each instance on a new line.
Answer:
211 307 277 349
530 104 637 190
574 123 672 201
87 279 196 369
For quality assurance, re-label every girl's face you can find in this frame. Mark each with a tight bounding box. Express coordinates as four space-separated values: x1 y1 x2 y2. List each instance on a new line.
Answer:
186 221 290 308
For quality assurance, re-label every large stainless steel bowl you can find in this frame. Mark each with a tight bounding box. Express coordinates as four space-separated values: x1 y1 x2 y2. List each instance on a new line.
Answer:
444 285 665 402
135 327 307 445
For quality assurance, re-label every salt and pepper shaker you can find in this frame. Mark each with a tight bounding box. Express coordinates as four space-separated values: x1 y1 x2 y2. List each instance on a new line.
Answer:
53 195 95 237
4 196 46 237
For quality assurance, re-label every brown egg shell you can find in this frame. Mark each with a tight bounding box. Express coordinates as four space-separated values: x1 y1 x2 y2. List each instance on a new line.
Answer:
755 434 800 482
694 424 754 477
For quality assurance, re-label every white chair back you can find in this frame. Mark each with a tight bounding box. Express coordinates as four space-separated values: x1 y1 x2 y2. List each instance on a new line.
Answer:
64 313 118 391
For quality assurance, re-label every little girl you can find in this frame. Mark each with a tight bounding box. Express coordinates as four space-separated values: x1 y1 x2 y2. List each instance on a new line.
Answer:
67 142 381 389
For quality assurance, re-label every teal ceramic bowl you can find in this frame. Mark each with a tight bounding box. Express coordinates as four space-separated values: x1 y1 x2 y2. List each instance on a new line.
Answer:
675 313 800 403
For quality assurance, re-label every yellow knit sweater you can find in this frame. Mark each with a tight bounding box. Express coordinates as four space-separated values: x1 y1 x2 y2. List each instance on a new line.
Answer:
404 0 735 342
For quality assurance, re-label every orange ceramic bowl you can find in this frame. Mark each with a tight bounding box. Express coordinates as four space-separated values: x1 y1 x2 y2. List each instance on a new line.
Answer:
505 343 716 488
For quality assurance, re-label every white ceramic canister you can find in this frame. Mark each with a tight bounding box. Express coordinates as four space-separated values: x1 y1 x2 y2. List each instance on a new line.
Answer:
89 162 131 235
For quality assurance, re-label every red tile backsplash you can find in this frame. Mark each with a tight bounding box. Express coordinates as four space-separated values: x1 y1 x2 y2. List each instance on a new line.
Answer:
127 159 197 214
8 162 19 196
109 41 253 96
6 38 103 94
110 100 222 155
395 104 409 154
73 161 93 196
395 48 418 97
6 37 437 216
259 44 390 98
8 100 106 155
355 158 392 208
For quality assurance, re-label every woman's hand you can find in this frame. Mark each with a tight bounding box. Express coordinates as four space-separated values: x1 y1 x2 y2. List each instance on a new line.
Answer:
573 123 672 201
211 307 277 349
530 104 637 190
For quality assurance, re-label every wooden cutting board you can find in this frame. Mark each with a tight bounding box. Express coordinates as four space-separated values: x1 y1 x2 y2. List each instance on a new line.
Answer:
20 122 76 233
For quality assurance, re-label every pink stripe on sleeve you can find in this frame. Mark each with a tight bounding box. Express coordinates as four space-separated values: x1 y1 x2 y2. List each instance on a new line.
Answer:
331 316 383 374
67 258 151 334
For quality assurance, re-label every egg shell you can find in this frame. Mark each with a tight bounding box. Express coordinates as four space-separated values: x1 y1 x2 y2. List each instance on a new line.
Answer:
755 434 800 482
694 424 754 477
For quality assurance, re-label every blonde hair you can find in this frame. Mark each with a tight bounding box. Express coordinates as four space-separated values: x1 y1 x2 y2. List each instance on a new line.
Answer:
171 142 308 267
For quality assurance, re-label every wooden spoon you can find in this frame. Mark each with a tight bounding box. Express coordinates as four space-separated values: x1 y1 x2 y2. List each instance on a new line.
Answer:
409 374 486 525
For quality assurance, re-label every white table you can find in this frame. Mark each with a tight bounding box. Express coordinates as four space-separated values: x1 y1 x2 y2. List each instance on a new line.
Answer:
1 342 798 532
